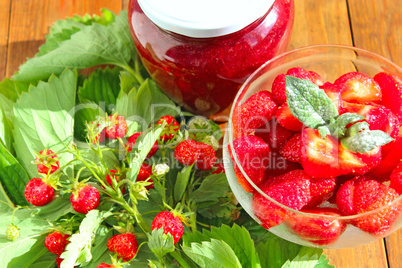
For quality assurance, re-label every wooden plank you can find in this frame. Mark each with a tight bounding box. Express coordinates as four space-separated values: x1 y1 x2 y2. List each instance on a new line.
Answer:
6 0 122 78
0 0 11 80
290 1 390 267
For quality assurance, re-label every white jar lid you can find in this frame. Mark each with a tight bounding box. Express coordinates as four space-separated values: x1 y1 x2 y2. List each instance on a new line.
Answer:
138 0 275 38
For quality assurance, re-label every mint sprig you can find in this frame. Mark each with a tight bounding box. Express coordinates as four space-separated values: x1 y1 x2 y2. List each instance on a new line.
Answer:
286 76 393 153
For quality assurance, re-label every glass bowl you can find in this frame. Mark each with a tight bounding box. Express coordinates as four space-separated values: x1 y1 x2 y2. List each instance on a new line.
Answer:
223 44 402 248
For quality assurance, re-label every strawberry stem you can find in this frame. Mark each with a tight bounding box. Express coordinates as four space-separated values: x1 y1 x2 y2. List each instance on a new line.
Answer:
169 251 191 268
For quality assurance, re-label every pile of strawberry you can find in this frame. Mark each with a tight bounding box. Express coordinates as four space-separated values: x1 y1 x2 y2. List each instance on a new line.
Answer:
21 113 223 267
230 67 402 245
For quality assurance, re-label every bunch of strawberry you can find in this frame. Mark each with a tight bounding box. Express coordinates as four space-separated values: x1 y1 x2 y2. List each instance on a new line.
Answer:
230 67 402 245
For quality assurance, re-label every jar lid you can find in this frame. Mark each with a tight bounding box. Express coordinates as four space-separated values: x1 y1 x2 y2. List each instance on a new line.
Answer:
138 0 275 38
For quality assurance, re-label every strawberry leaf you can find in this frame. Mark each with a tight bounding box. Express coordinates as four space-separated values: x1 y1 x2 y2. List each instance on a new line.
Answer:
174 164 194 202
147 228 175 260
286 76 339 129
189 173 229 203
341 129 394 153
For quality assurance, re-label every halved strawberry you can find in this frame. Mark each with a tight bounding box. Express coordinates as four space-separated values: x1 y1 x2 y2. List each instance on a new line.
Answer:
252 170 312 229
254 119 295 152
320 82 343 113
308 176 337 207
230 135 271 192
279 133 302 163
232 90 278 137
390 161 402 194
374 72 402 121
335 175 369 216
271 73 287 105
334 72 382 103
286 207 346 245
275 103 304 131
308 71 324 86
264 152 302 177
369 136 402 180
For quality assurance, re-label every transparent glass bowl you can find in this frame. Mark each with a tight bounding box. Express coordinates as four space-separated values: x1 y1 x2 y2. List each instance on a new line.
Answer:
223 44 402 248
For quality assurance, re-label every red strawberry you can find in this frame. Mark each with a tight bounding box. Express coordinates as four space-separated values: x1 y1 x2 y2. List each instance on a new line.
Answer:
157 115 180 141
320 82 343 113
254 119 295 152
230 135 270 192
264 152 302 177
286 207 346 245
279 133 302 163
136 163 154 189
151 211 184 244
174 140 217 170
374 72 402 121
275 103 304 131
286 67 316 83
105 114 128 139
271 73 287 105
107 232 138 261
24 178 54 206
308 70 324 86
354 180 402 236
252 170 312 229
105 170 125 194
335 175 370 216
390 161 402 194
232 90 277 137
334 72 382 103
126 132 159 158
88 121 106 144
212 162 225 174
70 184 100 214
56 257 64 268
308 176 337 207
45 231 70 255
369 135 402 179
35 149 60 174
97 264 119 268
301 128 372 178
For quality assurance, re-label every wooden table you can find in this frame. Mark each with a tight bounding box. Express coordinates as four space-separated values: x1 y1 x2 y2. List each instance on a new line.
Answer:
0 1 400 267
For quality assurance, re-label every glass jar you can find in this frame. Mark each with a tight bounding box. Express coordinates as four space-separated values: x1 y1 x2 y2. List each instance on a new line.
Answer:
128 0 294 117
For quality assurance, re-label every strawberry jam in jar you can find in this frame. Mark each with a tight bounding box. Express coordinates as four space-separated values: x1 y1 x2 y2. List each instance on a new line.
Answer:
128 0 294 117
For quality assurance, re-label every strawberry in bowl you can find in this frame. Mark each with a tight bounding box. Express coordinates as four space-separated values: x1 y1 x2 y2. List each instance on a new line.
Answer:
224 45 402 248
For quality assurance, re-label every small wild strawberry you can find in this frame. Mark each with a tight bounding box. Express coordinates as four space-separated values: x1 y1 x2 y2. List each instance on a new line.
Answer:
105 170 125 194
136 163 154 189
70 184 100 214
174 140 217 170
45 231 70 255
24 178 54 206
151 211 184 244
105 114 128 139
97 264 118 268
35 149 60 174
107 232 138 261
5 224 20 241
126 132 158 158
157 115 180 141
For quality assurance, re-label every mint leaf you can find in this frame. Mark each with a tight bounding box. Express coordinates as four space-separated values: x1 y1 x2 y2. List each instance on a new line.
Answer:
182 239 242 268
13 10 134 82
286 76 338 128
147 228 175 260
341 129 394 153
345 121 370 137
13 69 77 178
328 113 365 138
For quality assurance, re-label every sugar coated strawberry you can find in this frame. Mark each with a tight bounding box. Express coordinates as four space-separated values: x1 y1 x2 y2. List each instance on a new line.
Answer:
151 211 184 244
45 231 70 255
70 184 100 214
286 67 319 84
287 207 346 245
335 176 368 216
353 180 402 236
275 103 304 131
390 161 402 194
232 90 277 137
25 178 54 206
320 82 343 113
279 133 302 163
107 232 138 261
374 72 402 121
334 72 382 103
174 139 216 170
136 163 154 189
105 114 128 139
255 119 295 152
252 170 312 229
126 132 158 158
271 73 287 105
157 115 180 141
35 149 60 174
230 135 270 192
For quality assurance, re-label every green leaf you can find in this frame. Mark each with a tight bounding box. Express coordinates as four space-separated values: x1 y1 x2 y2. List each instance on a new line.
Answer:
73 102 106 142
0 78 32 102
78 67 122 115
29 252 57 268
13 10 134 82
120 70 141 94
328 113 365 138
341 129 394 153
174 165 194 202
344 121 370 137
183 239 242 268
0 105 13 150
7 235 49 268
189 173 229 203
281 247 324 268
183 224 258 268
286 76 339 128
12 69 77 178
0 142 30 205
314 254 334 268
30 196 74 222
147 228 175 260
60 210 112 267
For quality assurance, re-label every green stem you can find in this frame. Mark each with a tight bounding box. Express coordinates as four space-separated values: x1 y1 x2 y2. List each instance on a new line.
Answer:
118 63 144 84
169 250 191 268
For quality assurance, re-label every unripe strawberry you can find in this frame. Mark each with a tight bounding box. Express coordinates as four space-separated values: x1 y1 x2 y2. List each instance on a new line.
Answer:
107 232 138 261
24 178 54 206
5 224 20 241
151 211 184 244
70 184 100 214
45 231 70 255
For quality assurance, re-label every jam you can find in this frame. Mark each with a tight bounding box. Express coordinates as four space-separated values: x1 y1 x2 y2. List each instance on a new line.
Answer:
128 0 294 116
